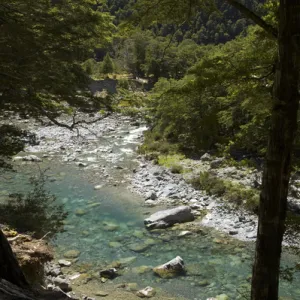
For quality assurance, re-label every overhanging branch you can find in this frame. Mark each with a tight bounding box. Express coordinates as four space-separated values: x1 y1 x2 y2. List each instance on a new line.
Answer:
225 0 278 39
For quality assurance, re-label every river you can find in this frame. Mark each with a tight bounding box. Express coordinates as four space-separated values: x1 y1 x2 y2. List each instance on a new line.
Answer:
1 114 300 300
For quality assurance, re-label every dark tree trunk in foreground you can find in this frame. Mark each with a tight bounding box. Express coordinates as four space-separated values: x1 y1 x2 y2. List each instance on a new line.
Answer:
251 1 300 299
0 229 28 288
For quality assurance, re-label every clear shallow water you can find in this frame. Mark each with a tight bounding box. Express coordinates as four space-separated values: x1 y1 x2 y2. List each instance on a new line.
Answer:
2 165 300 300
1 122 300 299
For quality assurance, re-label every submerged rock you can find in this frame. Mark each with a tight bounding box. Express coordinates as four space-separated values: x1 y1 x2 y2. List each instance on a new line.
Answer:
119 256 137 266
99 268 118 279
144 206 194 229
58 260 71 267
109 241 122 248
126 283 138 291
75 209 86 216
128 243 150 253
63 250 80 259
136 286 156 298
153 256 185 279
103 222 119 231
95 291 109 297
132 265 152 274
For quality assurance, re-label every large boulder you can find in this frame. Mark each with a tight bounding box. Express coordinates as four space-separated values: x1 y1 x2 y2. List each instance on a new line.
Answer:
153 256 185 279
144 206 194 229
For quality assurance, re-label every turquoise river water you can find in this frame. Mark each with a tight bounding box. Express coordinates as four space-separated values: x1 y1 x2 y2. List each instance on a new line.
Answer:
1 121 300 300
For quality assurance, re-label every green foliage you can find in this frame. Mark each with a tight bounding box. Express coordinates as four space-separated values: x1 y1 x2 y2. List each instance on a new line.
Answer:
170 164 184 174
102 53 114 74
118 78 130 89
138 130 179 155
157 154 185 173
114 30 210 81
127 0 264 44
191 171 259 212
0 125 37 169
143 26 276 156
0 0 114 119
0 170 68 238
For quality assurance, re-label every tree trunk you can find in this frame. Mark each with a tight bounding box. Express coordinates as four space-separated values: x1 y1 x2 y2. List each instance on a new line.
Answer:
251 2 300 300
0 229 28 288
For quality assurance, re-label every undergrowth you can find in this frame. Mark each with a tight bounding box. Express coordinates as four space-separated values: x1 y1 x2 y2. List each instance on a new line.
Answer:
189 171 259 213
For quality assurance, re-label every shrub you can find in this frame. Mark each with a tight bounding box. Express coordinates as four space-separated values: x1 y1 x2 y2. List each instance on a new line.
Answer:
118 78 130 89
170 164 184 174
193 171 259 212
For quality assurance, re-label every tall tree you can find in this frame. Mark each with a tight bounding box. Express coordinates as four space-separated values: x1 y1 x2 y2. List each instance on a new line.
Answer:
132 0 300 299
251 1 300 299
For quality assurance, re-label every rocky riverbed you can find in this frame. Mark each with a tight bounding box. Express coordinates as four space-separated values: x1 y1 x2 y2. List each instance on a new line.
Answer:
2 112 300 299
129 160 260 242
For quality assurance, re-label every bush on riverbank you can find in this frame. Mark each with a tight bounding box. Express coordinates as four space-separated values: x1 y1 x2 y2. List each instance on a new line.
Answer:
190 171 259 213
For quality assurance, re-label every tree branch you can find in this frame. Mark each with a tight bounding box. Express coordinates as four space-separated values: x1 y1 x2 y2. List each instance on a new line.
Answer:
34 105 112 131
225 0 278 38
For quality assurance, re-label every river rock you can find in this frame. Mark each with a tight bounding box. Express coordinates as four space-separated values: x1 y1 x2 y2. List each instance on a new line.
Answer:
109 241 123 248
75 209 86 216
126 283 138 291
45 263 62 277
94 185 103 190
210 158 225 169
95 291 109 297
216 295 229 300
136 286 156 298
22 155 42 162
58 259 71 267
103 222 119 231
52 276 72 292
178 231 192 237
119 256 137 265
132 265 152 274
144 206 194 229
153 256 185 278
145 191 157 200
63 250 80 259
128 243 150 253
200 153 212 161
99 268 118 279
76 162 87 167
145 200 156 207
